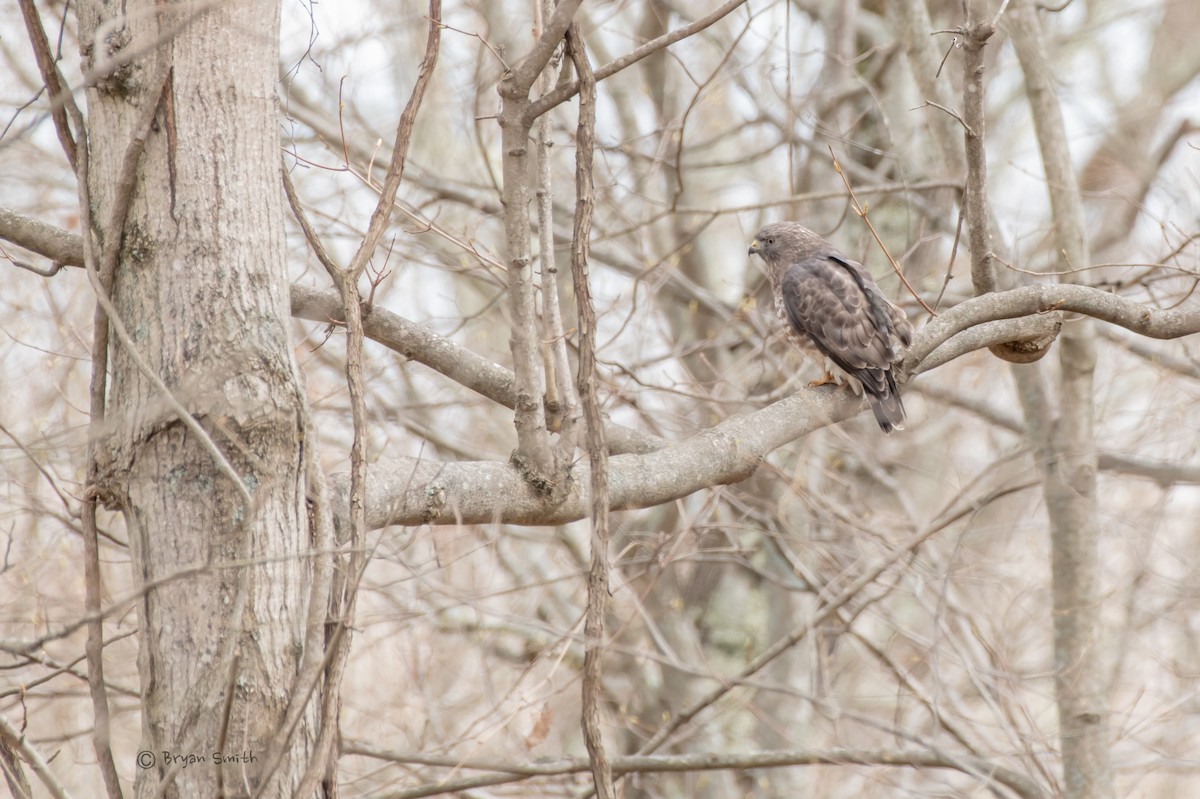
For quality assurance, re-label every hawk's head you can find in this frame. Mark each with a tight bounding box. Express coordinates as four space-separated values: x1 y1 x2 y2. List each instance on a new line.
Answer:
748 221 822 265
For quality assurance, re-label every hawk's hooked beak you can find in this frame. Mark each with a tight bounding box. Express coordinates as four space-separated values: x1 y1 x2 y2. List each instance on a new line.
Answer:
748 238 761 256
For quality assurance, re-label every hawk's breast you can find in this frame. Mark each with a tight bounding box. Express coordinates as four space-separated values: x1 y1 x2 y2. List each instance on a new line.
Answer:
772 279 862 393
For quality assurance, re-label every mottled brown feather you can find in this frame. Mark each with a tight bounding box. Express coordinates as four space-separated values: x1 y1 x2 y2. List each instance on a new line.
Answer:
750 221 913 433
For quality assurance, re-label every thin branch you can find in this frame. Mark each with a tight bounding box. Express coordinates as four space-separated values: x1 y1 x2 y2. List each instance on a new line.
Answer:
343 0 440 282
288 4 441 797
497 0 585 486
436 19 510 71
672 179 964 216
0 713 75 799
911 315 1062 375
534 2 578 455
566 27 614 799
16 0 76 167
528 0 751 119
214 653 241 799
282 165 341 276
3 254 63 277
0 732 34 799
956 1 1062 363
916 99 973 135
506 0 583 97
347 744 1047 799
828 146 936 316
891 0 967 172
959 8 997 296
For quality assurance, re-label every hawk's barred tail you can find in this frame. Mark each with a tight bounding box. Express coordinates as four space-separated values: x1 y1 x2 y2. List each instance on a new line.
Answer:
869 372 906 434
869 392 906 434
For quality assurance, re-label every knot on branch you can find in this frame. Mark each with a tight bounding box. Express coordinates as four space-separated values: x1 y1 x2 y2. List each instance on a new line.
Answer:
421 481 447 524
962 22 995 51
509 449 573 501
987 318 1062 364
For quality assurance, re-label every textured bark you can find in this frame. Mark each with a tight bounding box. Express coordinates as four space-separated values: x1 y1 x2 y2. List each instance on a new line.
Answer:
1008 2 1114 797
960 1 997 297
77 1 326 796
566 29 614 799
496 0 584 488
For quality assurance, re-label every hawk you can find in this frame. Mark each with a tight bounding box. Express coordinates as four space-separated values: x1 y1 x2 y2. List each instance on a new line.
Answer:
749 221 914 433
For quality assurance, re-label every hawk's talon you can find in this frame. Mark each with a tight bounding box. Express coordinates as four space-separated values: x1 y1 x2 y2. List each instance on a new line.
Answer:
808 371 837 388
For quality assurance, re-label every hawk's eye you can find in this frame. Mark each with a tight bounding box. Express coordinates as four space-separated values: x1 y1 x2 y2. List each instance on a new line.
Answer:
766 237 775 245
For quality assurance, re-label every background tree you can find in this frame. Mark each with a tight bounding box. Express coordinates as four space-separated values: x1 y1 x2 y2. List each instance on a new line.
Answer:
1 1 1198 798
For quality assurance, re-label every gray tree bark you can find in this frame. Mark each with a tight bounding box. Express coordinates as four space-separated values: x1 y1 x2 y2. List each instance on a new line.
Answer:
1008 3 1114 797
77 1 328 796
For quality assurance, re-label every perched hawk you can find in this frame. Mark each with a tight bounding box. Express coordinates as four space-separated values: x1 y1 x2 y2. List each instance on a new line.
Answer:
749 221 914 433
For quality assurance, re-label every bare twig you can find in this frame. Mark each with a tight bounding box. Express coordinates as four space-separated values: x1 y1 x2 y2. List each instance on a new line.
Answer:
534 0 578 453
2 254 63 277
565 27 614 799
828 146 936 316
286 3 442 796
959 6 996 296
436 19 510 71
282 165 341 277
342 2 440 282
348 744 1047 799
16 0 76 167
498 0 584 487
915 99 973 135
528 0 751 119
0 714 74 799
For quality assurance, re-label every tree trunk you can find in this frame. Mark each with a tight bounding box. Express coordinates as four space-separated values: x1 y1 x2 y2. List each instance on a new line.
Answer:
1007 3 1114 795
78 1 327 796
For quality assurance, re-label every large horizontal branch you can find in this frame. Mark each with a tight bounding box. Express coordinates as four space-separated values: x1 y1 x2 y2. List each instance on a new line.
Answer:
345 741 1047 799
346 282 1200 527
338 388 860 527
5 208 1200 526
912 316 1062 375
291 285 514 409
907 283 1200 366
291 286 664 456
0 207 85 266
0 210 667 457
